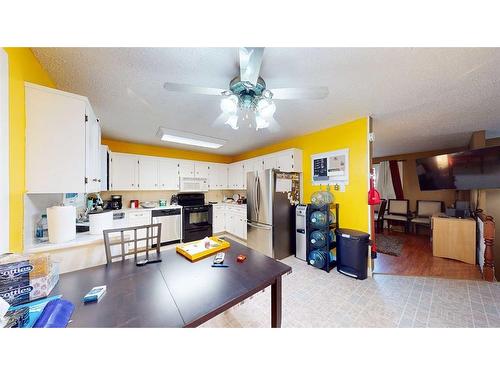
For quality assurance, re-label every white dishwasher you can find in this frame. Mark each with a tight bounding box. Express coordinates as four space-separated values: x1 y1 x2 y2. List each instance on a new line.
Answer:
151 208 182 246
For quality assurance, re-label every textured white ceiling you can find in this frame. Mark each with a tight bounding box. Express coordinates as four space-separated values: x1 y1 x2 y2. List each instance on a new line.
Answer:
32 48 500 157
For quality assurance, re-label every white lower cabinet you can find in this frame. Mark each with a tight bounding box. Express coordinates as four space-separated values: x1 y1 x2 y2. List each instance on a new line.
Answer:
126 211 152 249
224 206 247 240
213 205 226 233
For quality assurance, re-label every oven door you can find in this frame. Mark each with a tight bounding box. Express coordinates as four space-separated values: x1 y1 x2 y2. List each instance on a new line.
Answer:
183 205 213 231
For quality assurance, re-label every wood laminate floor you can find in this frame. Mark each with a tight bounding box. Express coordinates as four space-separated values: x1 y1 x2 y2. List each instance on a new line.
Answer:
373 230 483 280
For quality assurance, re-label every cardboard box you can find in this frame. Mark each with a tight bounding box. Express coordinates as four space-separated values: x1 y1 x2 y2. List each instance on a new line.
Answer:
28 253 51 278
0 254 33 306
30 262 59 300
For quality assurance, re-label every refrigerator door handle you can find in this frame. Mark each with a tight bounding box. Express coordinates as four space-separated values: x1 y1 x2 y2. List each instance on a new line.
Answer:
256 174 261 219
247 221 272 230
253 174 259 219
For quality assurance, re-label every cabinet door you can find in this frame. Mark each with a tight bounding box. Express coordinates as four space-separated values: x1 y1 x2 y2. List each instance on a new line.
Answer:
263 156 277 170
195 162 210 179
138 156 159 190
219 164 228 189
179 160 195 178
110 153 139 191
85 104 102 193
276 152 294 172
25 85 87 193
127 211 152 249
208 163 218 190
159 158 179 190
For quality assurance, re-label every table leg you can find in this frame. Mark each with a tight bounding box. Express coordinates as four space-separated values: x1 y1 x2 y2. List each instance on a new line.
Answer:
271 276 282 328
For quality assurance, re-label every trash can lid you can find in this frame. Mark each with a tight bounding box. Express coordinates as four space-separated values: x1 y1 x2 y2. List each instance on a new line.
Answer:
335 228 370 240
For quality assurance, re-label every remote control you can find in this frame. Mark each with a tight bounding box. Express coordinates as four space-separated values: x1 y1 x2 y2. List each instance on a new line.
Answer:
213 252 225 264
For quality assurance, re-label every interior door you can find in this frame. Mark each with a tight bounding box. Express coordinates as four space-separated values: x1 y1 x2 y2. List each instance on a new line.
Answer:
138 156 159 190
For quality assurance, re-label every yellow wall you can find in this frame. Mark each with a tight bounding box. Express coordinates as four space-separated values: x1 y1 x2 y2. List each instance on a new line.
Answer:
102 138 233 164
234 118 370 232
4 48 56 252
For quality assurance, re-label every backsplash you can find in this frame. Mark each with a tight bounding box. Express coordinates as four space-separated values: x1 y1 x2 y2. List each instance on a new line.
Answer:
100 190 246 207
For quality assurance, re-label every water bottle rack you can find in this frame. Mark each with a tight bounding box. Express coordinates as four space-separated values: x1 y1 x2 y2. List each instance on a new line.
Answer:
306 203 339 273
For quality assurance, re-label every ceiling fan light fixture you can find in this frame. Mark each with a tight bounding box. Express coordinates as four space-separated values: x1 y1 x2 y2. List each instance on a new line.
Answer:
157 127 226 149
220 94 239 114
225 115 239 130
256 98 276 117
255 115 270 130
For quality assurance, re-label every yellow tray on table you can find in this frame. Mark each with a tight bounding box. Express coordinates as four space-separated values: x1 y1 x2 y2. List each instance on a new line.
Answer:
176 236 230 262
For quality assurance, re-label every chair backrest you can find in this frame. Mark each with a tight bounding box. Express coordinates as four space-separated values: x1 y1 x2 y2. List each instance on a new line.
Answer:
103 223 162 265
416 200 444 217
377 199 387 221
388 199 409 215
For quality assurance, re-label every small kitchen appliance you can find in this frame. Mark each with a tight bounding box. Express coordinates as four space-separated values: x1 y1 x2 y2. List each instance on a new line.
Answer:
110 195 122 210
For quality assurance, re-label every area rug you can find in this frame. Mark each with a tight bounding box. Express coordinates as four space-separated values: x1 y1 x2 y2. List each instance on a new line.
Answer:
375 234 404 256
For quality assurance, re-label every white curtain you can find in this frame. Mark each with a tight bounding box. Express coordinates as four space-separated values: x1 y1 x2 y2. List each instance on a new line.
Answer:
374 161 396 200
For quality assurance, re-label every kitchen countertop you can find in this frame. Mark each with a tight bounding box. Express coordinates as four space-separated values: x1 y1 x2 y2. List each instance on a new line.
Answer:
25 219 128 254
25 203 245 254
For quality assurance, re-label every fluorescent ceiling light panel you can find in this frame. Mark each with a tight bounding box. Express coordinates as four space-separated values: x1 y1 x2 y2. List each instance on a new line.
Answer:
157 127 226 149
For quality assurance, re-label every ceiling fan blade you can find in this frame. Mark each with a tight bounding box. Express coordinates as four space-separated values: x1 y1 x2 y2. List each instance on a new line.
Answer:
163 82 226 96
239 47 264 86
271 87 329 100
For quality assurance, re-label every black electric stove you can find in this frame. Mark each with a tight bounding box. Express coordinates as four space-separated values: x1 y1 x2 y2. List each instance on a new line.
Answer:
177 193 213 243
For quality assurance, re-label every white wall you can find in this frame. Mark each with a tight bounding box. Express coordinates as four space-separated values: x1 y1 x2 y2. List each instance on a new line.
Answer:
0 49 8 254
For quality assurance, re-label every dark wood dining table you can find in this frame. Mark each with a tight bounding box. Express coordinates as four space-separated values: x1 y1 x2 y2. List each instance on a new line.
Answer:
50 240 292 328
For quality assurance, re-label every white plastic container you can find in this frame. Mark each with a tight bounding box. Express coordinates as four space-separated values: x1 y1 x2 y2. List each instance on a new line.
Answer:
89 211 114 235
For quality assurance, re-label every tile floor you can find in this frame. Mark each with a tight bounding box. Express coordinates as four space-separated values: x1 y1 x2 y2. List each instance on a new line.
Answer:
200 256 500 328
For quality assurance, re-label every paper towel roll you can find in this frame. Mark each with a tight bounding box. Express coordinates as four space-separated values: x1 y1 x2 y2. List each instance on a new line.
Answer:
47 206 76 244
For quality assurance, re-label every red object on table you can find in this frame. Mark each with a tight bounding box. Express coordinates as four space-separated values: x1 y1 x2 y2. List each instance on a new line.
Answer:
236 255 247 263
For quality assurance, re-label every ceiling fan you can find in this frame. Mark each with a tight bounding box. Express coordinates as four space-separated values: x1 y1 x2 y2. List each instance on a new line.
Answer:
163 47 329 132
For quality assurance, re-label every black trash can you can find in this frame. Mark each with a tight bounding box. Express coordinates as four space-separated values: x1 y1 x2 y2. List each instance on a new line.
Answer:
335 228 370 280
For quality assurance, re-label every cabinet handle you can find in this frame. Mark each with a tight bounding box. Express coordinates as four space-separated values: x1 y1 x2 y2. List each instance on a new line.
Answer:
98 179 101 182
92 178 98 182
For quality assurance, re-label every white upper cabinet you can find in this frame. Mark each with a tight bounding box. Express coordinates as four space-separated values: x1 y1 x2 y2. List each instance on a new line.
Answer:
228 162 245 190
159 158 179 190
194 162 210 179
276 149 302 172
138 156 159 190
179 160 195 178
25 83 99 193
263 156 278 170
110 153 139 191
108 148 302 192
209 163 228 190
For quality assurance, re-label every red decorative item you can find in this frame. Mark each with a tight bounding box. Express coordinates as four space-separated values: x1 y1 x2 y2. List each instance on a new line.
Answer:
368 169 381 205
236 255 247 263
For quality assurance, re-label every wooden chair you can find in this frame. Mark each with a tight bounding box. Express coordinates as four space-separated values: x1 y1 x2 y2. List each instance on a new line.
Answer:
103 223 162 265
383 199 411 233
412 200 444 235
374 199 387 233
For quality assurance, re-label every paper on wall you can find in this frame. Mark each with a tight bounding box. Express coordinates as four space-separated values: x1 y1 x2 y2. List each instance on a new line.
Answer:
276 178 292 192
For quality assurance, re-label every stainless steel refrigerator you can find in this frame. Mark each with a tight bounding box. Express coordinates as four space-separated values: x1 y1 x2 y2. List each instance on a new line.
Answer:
246 169 301 259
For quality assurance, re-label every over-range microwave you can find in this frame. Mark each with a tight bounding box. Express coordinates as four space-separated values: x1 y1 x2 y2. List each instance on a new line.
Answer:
179 177 209 192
